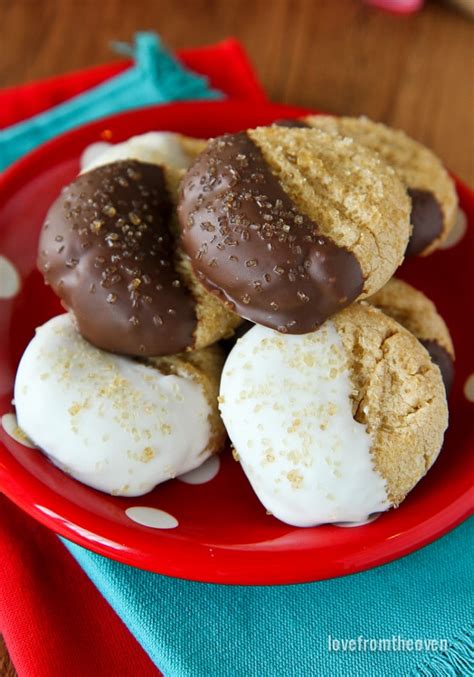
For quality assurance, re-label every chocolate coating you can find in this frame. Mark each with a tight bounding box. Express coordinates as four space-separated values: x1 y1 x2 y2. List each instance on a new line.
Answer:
178 133 364 334
406 189 444 257
273 118 310 129
39 160 197 356
420 339 454 394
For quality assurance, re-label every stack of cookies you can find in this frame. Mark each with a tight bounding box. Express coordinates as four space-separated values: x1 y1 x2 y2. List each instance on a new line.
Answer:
14 117 457 526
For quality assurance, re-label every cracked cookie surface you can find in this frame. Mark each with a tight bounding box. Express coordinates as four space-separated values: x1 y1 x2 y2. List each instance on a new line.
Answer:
332 303 448 506
301 116 457 256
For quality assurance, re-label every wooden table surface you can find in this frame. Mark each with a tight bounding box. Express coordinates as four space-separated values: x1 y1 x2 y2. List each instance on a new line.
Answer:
0 0 473 673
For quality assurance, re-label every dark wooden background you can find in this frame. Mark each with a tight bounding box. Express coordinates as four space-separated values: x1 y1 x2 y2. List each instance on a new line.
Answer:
1 0 473 184
0 0 473 673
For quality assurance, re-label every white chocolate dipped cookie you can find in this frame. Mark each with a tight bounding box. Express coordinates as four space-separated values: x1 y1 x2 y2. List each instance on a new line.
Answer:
14 314 225 496
82 131 206 173
219 304 448 527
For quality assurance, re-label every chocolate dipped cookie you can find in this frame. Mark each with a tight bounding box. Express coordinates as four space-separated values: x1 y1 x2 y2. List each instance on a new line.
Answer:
367 277 455 393
39 159 241 357
277 116 457 256
179 127 411 335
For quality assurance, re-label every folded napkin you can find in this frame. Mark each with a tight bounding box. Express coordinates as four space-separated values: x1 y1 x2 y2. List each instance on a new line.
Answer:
1 31 473 677
0 495 159 677
65 520 474 677
0 32 266 169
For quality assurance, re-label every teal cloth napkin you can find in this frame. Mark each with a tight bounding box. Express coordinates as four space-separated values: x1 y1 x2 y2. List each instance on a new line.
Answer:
64 520 473 677
2 30 473 677
0 32 222 171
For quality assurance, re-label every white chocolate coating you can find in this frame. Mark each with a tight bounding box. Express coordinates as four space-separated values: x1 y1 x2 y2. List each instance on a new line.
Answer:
82 132 192 172
14 314 213 496
219 323 390 526
79 141 112 171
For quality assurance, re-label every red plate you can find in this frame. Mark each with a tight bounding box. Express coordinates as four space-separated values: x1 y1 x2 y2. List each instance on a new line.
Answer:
0 101 473 585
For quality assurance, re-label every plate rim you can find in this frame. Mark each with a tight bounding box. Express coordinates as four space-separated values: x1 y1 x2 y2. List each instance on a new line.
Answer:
0 434 472 585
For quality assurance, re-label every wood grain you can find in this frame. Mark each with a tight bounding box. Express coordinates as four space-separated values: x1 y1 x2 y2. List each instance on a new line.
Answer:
0 0 473 672
0 0 473 182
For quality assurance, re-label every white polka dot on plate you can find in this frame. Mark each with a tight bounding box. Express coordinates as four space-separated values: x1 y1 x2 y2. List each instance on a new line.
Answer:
463 374 474 402
0 256 21 299
178 455 220 485
440 209 467 249
125 506 178 529
79 141 112 171
334 513 382 528
1 412 36 448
